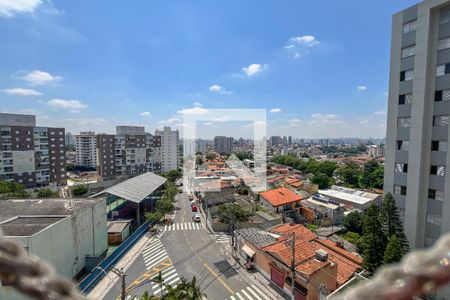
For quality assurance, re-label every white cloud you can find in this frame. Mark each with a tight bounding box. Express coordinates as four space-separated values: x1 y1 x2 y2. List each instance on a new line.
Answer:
1 87 42 96
270 108 282 113
140 111 151 117
193 101 202 107
289 35 320 47
0 0 42 17
157 117 181 125
241 63 266 77
284 45 295 49
294 53 301 59
212 115 231 122
374 110 387 115
357 85 367 91
45 99 88 110
177 107 209 115
203 122 213 126
288 118 302 126
359 120 370 125
20 70 62 85
209 84 232 94
309 113 344 125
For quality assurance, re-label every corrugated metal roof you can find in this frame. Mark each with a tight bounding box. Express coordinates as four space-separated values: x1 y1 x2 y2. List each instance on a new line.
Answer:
92 172 167 203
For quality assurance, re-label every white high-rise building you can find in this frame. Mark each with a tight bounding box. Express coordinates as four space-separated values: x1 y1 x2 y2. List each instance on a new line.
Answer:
155 127 179 173
75 131 97 169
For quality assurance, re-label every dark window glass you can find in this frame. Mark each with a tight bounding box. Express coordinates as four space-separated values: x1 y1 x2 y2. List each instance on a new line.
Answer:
436 90 443 102
401 186 407 196
432 141 440 151
446 63 450 74
404 164 408 173
431 165 438 175
397 140 402 150
429 189 436 199
399 94 406 105
400 71 405 81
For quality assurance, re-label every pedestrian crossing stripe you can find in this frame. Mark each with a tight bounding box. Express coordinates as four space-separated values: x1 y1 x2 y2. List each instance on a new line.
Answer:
142 238 170 270
150 265 181 295
163 222 201 231
211 233 231 244
227 285 271 300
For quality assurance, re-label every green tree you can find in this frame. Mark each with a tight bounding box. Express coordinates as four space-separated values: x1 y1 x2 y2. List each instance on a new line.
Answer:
343 211 363 234
360 160 384 189
316 161 338 177
163 276 205 300
195 155 203 166
380 193 409 253
383 235 404 264
218 203 249 223
71 184 88 197
361 205 387 272
37 188 59 198
164 170 182 183
205 153 216 160
156 200 174 214
336 163 362 187
146 211 163 223
343 231 362 249
0 181 30 198
312 172 331 189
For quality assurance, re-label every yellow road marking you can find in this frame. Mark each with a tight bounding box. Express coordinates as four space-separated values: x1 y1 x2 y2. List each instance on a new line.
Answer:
203 263 234 295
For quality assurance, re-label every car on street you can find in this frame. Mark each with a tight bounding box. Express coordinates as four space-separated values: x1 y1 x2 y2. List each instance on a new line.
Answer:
192 214 201 222
191 204 198 212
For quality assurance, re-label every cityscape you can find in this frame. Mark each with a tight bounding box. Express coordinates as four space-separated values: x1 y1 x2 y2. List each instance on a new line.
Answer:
1 1 450 300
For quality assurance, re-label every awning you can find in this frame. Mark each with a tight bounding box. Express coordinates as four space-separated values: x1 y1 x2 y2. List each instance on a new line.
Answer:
242 244 255 258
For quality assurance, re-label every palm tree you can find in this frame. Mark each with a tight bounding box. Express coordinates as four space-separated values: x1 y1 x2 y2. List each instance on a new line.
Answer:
140 291 160 300
151 271 164 297
164 276 205 300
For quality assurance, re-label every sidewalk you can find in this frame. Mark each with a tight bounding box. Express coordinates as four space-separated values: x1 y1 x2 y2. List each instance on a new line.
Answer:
87 233 152 300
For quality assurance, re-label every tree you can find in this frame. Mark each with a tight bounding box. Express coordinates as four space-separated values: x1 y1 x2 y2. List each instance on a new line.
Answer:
37 188 59 198
336 163 362 187
164 276 205 300
312 173 331 189
71 184 88 197
343 231 362 249
146 211 163 223
156 200 174 215
0 181 30 198
218 203 249 223
164 170 182 183
343 211 363 234
205 153 216 161
361 205 387 272
380 193 409 253
316 161 338 178
383 235 404 264
360 160 384 189
195 155 203 166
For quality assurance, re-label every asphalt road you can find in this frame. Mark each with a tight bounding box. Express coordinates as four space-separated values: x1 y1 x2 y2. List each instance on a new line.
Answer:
103 192 270 300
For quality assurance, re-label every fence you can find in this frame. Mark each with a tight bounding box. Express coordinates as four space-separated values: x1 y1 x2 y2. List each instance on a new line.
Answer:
78 220 151 294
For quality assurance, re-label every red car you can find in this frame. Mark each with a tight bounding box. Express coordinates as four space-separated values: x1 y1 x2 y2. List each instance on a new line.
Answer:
191 204 198 212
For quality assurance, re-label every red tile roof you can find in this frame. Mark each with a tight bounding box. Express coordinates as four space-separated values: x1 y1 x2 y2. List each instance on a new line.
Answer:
271 223 317 242
260 187 302 207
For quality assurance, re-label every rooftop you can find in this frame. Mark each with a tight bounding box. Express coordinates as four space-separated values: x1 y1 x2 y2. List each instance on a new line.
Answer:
235 227 279 248
0 216 66 236
260 187 302 207
318 185 379 205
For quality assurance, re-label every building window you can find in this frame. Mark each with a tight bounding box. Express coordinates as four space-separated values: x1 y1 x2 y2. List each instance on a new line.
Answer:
403 19 417 34
441 9 450 24
395 163 408 173
394 184 407 196
429 189 444 201
438 37 450 51
425 236 437 247
399 93 413 105
433 115 450 127
426 212 442 226
401 45 415 58
435 89 450 101
400 69 414 81
431 140 448 152
397 117 411 127
431 165 446 176
436 64 450 76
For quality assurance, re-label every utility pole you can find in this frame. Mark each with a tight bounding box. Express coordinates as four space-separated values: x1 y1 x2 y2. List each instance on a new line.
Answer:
290 232 296 300
110 267 126 300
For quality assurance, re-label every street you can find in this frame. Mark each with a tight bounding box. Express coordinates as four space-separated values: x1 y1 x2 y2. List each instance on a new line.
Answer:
103 192 274 300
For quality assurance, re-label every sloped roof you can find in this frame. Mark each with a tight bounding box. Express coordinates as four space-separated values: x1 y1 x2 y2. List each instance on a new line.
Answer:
92 172 167 203
260 187 302 207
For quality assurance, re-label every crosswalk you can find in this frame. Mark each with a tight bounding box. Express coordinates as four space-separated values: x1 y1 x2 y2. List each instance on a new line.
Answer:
211 233 231 245
227 285 272 300
142 238 170 270
149 265 181 295
164 222 201 231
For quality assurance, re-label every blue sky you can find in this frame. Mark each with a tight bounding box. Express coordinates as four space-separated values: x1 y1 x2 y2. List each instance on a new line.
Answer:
0 0 418 138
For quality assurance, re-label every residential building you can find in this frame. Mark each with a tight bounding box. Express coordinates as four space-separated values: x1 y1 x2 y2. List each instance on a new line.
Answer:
269 136 283 147
96 134 116 181
0 198 107 300
385 1 450 276
145 133 161 174
0 113 66 187
259 187 302 214
75 131 97 169
234 224 363 300
318 186 382 211
155 126 179 173
368 144 385 157
300 195 345 226
65 132 75 148
115 126 147 179
214 136 234 154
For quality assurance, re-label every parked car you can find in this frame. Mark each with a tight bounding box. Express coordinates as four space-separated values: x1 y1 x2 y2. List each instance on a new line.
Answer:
191 204 198 212
192 214 201 223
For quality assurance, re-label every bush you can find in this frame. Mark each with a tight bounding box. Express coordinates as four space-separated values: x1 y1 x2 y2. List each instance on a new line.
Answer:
306 224 318 231
146 211 163 223
37 188 59 198
0 181 30 198
71 184 88 197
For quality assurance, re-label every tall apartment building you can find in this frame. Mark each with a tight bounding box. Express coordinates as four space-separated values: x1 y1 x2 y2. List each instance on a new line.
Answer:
0 113 66 187
75 131 97 169
96 127 162 181
385 0 450 269
269 136 282 147
155 127 179 173
214 136 234 154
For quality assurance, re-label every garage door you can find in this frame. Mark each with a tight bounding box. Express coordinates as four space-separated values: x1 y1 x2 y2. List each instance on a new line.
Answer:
270 267 284 288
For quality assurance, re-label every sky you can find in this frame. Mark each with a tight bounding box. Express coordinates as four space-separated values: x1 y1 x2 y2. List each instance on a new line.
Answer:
0 0 419 139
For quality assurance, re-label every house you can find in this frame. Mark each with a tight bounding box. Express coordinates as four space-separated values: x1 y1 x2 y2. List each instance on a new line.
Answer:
259 187 302 214
235 224 363 300
318 185 382 211
300 195 345 226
